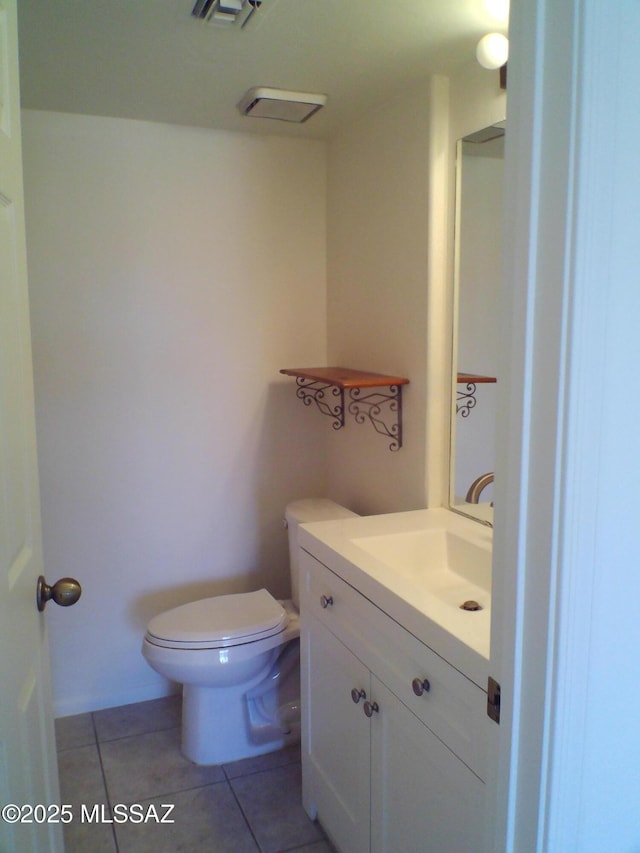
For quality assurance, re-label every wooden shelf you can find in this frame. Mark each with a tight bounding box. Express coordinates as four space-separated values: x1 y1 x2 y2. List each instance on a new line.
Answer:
281 367 409 389
280 366 409 451
457 372 496 384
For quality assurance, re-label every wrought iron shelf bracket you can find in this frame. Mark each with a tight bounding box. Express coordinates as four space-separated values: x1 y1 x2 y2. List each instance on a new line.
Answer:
456 373 497 419
280 367 409 451
457 382 478 418
348 386 403 451
294 377 344 431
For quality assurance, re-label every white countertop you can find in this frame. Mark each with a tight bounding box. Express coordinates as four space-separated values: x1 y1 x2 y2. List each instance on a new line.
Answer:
298 507 492 689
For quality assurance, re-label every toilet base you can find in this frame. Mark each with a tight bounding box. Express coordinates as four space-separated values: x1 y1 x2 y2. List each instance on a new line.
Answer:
181 643 301 765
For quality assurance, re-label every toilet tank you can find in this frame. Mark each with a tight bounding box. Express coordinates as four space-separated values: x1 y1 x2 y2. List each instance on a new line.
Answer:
284 499 358 609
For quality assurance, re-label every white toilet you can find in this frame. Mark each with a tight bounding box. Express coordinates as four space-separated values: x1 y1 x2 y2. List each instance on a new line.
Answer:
142 499 357 765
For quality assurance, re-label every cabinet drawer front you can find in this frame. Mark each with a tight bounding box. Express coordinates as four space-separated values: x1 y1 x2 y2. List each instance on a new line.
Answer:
300 549 490 780
301 548 376 654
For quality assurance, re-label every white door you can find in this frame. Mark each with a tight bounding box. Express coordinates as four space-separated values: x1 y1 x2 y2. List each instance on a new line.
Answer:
0 2 63 851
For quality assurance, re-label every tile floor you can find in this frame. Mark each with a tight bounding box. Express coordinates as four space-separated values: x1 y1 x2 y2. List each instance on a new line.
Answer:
55 695 336 853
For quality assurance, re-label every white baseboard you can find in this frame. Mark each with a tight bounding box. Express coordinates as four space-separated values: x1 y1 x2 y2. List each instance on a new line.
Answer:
53 680 180 719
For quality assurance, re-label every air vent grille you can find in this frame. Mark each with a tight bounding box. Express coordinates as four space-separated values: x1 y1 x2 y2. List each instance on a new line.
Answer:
237 87 327 123
191 0 263 27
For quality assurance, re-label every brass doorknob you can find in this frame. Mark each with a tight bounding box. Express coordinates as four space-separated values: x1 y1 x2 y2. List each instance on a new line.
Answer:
37 576 82 612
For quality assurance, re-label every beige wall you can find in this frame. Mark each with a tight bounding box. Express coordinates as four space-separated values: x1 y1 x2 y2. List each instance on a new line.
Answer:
324 79 432 514
22 64 506 715
323 66 505 516
22 111 329 715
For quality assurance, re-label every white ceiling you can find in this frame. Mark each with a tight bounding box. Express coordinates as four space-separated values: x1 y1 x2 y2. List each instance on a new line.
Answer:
17 0 508 139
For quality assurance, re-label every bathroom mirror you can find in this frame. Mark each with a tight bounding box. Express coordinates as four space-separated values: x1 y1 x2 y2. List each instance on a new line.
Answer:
449 122 505 525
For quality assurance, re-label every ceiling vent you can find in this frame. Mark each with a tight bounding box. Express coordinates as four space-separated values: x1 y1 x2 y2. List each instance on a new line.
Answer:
191 0 263 28
237 87 328 123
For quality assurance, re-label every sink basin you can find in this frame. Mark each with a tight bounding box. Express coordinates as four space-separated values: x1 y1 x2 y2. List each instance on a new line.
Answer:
298 507 493 686
350 528 491 609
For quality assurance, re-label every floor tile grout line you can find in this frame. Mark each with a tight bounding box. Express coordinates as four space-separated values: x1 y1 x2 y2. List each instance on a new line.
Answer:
226 776 263 853
94 721 181 746
278 841 328 853
105 777 231 809
95 723 232 807
57 698 321 852
91 711 120 853
222 755 301 783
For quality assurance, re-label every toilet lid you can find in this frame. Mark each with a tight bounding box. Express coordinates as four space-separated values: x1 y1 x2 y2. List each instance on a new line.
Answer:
146 589 287 650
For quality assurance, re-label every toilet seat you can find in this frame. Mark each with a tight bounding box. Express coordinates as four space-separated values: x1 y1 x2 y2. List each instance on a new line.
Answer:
145 589 287 650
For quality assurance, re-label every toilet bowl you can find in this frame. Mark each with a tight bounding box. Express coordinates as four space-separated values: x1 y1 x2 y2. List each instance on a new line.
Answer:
142 499 357 765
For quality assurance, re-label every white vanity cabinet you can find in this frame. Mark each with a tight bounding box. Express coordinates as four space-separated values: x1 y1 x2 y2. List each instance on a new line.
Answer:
300 548 489 853
303 609 371 853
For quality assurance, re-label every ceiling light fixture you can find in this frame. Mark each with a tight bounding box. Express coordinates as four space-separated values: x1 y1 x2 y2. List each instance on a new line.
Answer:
476 32 509 70
237 87 328 123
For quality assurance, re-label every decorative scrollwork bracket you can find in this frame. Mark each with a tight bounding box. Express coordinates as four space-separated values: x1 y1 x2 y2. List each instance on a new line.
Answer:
347 385 403 451
295 377 344 430
456 382 478 418
280 367 409 451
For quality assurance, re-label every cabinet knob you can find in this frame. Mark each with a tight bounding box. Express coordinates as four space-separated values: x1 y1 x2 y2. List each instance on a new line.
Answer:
320 594 334 609
363 700 379 718
351 688 366 704
412 677 431 697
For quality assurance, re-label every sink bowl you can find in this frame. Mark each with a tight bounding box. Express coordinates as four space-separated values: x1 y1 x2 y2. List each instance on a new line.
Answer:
350 528 491 609
298 507 493 685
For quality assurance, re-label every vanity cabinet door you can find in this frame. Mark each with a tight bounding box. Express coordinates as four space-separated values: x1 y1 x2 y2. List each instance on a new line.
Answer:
369 677 485 853
302 610 371 853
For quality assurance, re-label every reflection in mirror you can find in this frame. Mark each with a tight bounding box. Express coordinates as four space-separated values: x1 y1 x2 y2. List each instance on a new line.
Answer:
450 122 505 526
